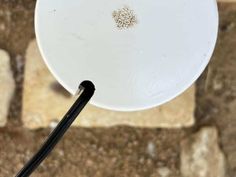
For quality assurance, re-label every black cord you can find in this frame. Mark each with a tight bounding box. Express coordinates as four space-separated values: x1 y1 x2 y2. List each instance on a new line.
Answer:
15 80 95 177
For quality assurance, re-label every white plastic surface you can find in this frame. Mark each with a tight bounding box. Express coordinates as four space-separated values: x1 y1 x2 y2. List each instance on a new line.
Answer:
35 0 218 111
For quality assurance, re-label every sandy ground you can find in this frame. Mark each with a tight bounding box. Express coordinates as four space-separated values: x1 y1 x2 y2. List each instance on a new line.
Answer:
0 1 236 177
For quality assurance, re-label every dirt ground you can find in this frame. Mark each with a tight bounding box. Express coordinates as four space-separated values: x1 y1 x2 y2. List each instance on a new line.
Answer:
0 1 236 177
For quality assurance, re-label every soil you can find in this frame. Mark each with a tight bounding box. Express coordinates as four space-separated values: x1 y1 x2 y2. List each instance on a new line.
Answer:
0 1 236 177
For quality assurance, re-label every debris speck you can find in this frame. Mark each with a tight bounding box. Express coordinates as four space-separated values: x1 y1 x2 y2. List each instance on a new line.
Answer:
112 6 137 30
50 120 59 129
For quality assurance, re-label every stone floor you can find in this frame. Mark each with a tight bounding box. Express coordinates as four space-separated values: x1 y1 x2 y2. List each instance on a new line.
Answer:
0 1 236 177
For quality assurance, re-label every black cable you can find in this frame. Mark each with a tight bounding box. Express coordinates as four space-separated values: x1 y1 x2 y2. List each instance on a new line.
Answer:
15 80 95 177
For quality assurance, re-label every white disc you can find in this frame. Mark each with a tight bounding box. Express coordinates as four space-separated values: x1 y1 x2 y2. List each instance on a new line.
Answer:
35 0 218 111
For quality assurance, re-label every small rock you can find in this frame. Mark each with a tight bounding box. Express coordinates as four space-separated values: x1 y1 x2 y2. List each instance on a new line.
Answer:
111 157 117 163
213 79 223 91
0 50 15 127
85 159 93 166
158 167 171 177
139 157 145 164
98 147 104 153
181 127 226 177
91 144 97 149
147 158 152 165
146 142 156 158
49 120 59 129
16 162 24 171
57 150 64 157
0 23 5 31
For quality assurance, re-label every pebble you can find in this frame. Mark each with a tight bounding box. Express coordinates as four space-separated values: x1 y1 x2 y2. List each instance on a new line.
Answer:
49 120 59 129
213 78 223 91
158 167 171 177
146 142 156 158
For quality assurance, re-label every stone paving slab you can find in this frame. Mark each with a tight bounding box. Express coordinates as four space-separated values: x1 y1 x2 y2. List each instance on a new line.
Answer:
0 49 15 127
22 39 195 129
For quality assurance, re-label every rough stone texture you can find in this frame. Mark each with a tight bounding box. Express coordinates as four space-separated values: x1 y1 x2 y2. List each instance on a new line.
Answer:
79 89 195 128
195 4 236 176
0 127 183 177
0 49 15 126
22 40 77 129
180 127 226 177
23 39 195 129
0 1 35 126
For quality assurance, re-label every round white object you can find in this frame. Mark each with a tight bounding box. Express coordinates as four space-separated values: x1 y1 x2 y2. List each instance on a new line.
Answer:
35 0 218 111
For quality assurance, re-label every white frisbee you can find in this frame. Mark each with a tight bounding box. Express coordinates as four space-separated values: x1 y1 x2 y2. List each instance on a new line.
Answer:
35 0 218 111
